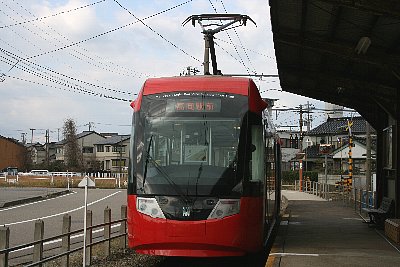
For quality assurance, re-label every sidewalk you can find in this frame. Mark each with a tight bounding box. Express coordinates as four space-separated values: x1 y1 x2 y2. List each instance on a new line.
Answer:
0 187 70 208
267 190 400 267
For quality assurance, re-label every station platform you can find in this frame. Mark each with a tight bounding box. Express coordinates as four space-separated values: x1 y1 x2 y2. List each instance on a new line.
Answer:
267 190 400 267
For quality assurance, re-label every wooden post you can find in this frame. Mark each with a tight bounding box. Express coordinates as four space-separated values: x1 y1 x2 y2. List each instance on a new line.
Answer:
104 207 111 257
0 227 10 267
33 220 44 267
61 215 71 267
86 210 92 266
119 205 127 249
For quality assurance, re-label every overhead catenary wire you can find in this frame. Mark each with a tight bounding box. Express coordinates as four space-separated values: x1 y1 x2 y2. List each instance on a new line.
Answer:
219 0 257 74
215 37 276 60
112 0 201 64
206 0 253 75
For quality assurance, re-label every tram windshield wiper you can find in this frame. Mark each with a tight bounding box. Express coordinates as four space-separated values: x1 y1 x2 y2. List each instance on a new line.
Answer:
142 135 153 189
146 155 192 204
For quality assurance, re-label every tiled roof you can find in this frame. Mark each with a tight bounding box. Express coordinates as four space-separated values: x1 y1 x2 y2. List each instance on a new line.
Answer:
307 117 375 136
55 131 104 145
94 135 130 145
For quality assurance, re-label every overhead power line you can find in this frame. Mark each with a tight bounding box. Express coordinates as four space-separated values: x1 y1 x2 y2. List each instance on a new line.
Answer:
4 0 147 79
24 0 197 61
0 48 135 97
0 0 107 29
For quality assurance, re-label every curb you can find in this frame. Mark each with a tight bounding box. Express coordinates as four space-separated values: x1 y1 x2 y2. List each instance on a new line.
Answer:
0 190 71 208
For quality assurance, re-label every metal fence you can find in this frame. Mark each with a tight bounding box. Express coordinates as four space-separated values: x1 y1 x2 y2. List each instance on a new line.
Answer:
0 206 127 267
290 180 376 218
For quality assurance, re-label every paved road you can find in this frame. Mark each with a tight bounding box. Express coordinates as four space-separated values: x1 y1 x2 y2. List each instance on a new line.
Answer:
0 188 127 247
0 187 68 207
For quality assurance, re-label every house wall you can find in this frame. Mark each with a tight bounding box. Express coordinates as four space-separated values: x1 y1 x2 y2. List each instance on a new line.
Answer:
96 139 130 172
0 137 26 170
79 134 106 169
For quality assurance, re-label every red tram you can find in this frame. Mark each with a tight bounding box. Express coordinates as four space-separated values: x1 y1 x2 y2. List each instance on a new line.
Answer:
127 76 281 257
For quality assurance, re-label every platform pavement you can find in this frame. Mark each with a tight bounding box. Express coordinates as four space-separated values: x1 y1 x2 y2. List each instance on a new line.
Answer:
266 190 400 267
0 187 70 208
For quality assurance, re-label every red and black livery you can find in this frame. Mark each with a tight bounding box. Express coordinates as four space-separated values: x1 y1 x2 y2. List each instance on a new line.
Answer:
127 76 281 257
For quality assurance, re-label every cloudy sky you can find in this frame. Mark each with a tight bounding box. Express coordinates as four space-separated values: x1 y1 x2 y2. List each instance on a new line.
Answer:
0 0 346 143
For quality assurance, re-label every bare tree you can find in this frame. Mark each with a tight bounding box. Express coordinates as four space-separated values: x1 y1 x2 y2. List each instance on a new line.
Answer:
63 118 82 171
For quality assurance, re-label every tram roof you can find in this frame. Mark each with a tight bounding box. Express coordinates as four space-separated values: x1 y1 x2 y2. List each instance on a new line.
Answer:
141 76 256 96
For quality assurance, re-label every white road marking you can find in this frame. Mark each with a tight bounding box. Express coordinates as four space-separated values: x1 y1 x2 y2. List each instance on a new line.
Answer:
4 191 122 226
269 253 320 257
342 217 364 221
0 191 77 212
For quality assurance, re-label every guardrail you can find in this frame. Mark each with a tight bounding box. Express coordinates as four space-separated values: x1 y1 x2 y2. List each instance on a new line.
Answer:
0 206 127 267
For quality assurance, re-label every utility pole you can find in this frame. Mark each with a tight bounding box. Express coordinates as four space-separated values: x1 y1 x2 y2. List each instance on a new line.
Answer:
346 119 353 188
21 132 27 144
45 129 50 167
304 101 314 132
86 122 94 131
299 105 303 151
30 128 36 144
366 121 372 191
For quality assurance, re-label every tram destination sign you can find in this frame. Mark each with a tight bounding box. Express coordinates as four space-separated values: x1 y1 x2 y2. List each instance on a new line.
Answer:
167 98 221 113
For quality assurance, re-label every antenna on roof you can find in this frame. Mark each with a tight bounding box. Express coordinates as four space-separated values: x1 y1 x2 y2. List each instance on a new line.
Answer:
182 14 256 75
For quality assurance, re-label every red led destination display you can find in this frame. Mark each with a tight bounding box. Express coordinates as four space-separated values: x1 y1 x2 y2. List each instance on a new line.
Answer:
167 99 221 113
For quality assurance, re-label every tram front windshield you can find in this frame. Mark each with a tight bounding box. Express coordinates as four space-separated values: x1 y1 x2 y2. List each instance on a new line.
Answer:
133 92 248 197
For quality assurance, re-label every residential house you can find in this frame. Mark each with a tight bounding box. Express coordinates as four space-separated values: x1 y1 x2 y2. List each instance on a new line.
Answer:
277 130 302 171
94 135 130 172
26 142 58 165
26 142 46 165
55 131 106 170
332 137 376 175
299 116 376 175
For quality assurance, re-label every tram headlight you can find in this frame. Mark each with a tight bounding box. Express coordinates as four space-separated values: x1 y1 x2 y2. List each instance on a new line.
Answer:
136 197 166 219
207 199 240 219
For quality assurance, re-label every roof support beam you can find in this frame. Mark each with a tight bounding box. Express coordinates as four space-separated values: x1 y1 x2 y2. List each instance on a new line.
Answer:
279 65 396 97
274 33 400 70
278 66 397 118
317 0 400 18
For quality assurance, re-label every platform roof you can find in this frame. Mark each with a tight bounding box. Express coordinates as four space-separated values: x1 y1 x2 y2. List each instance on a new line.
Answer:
269 0 400 130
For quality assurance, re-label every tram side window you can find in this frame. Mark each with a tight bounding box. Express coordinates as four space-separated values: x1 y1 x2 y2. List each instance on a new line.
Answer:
250 125 265 181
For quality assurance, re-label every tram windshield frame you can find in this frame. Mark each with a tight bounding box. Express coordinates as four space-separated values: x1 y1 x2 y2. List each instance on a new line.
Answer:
129 91 265 198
